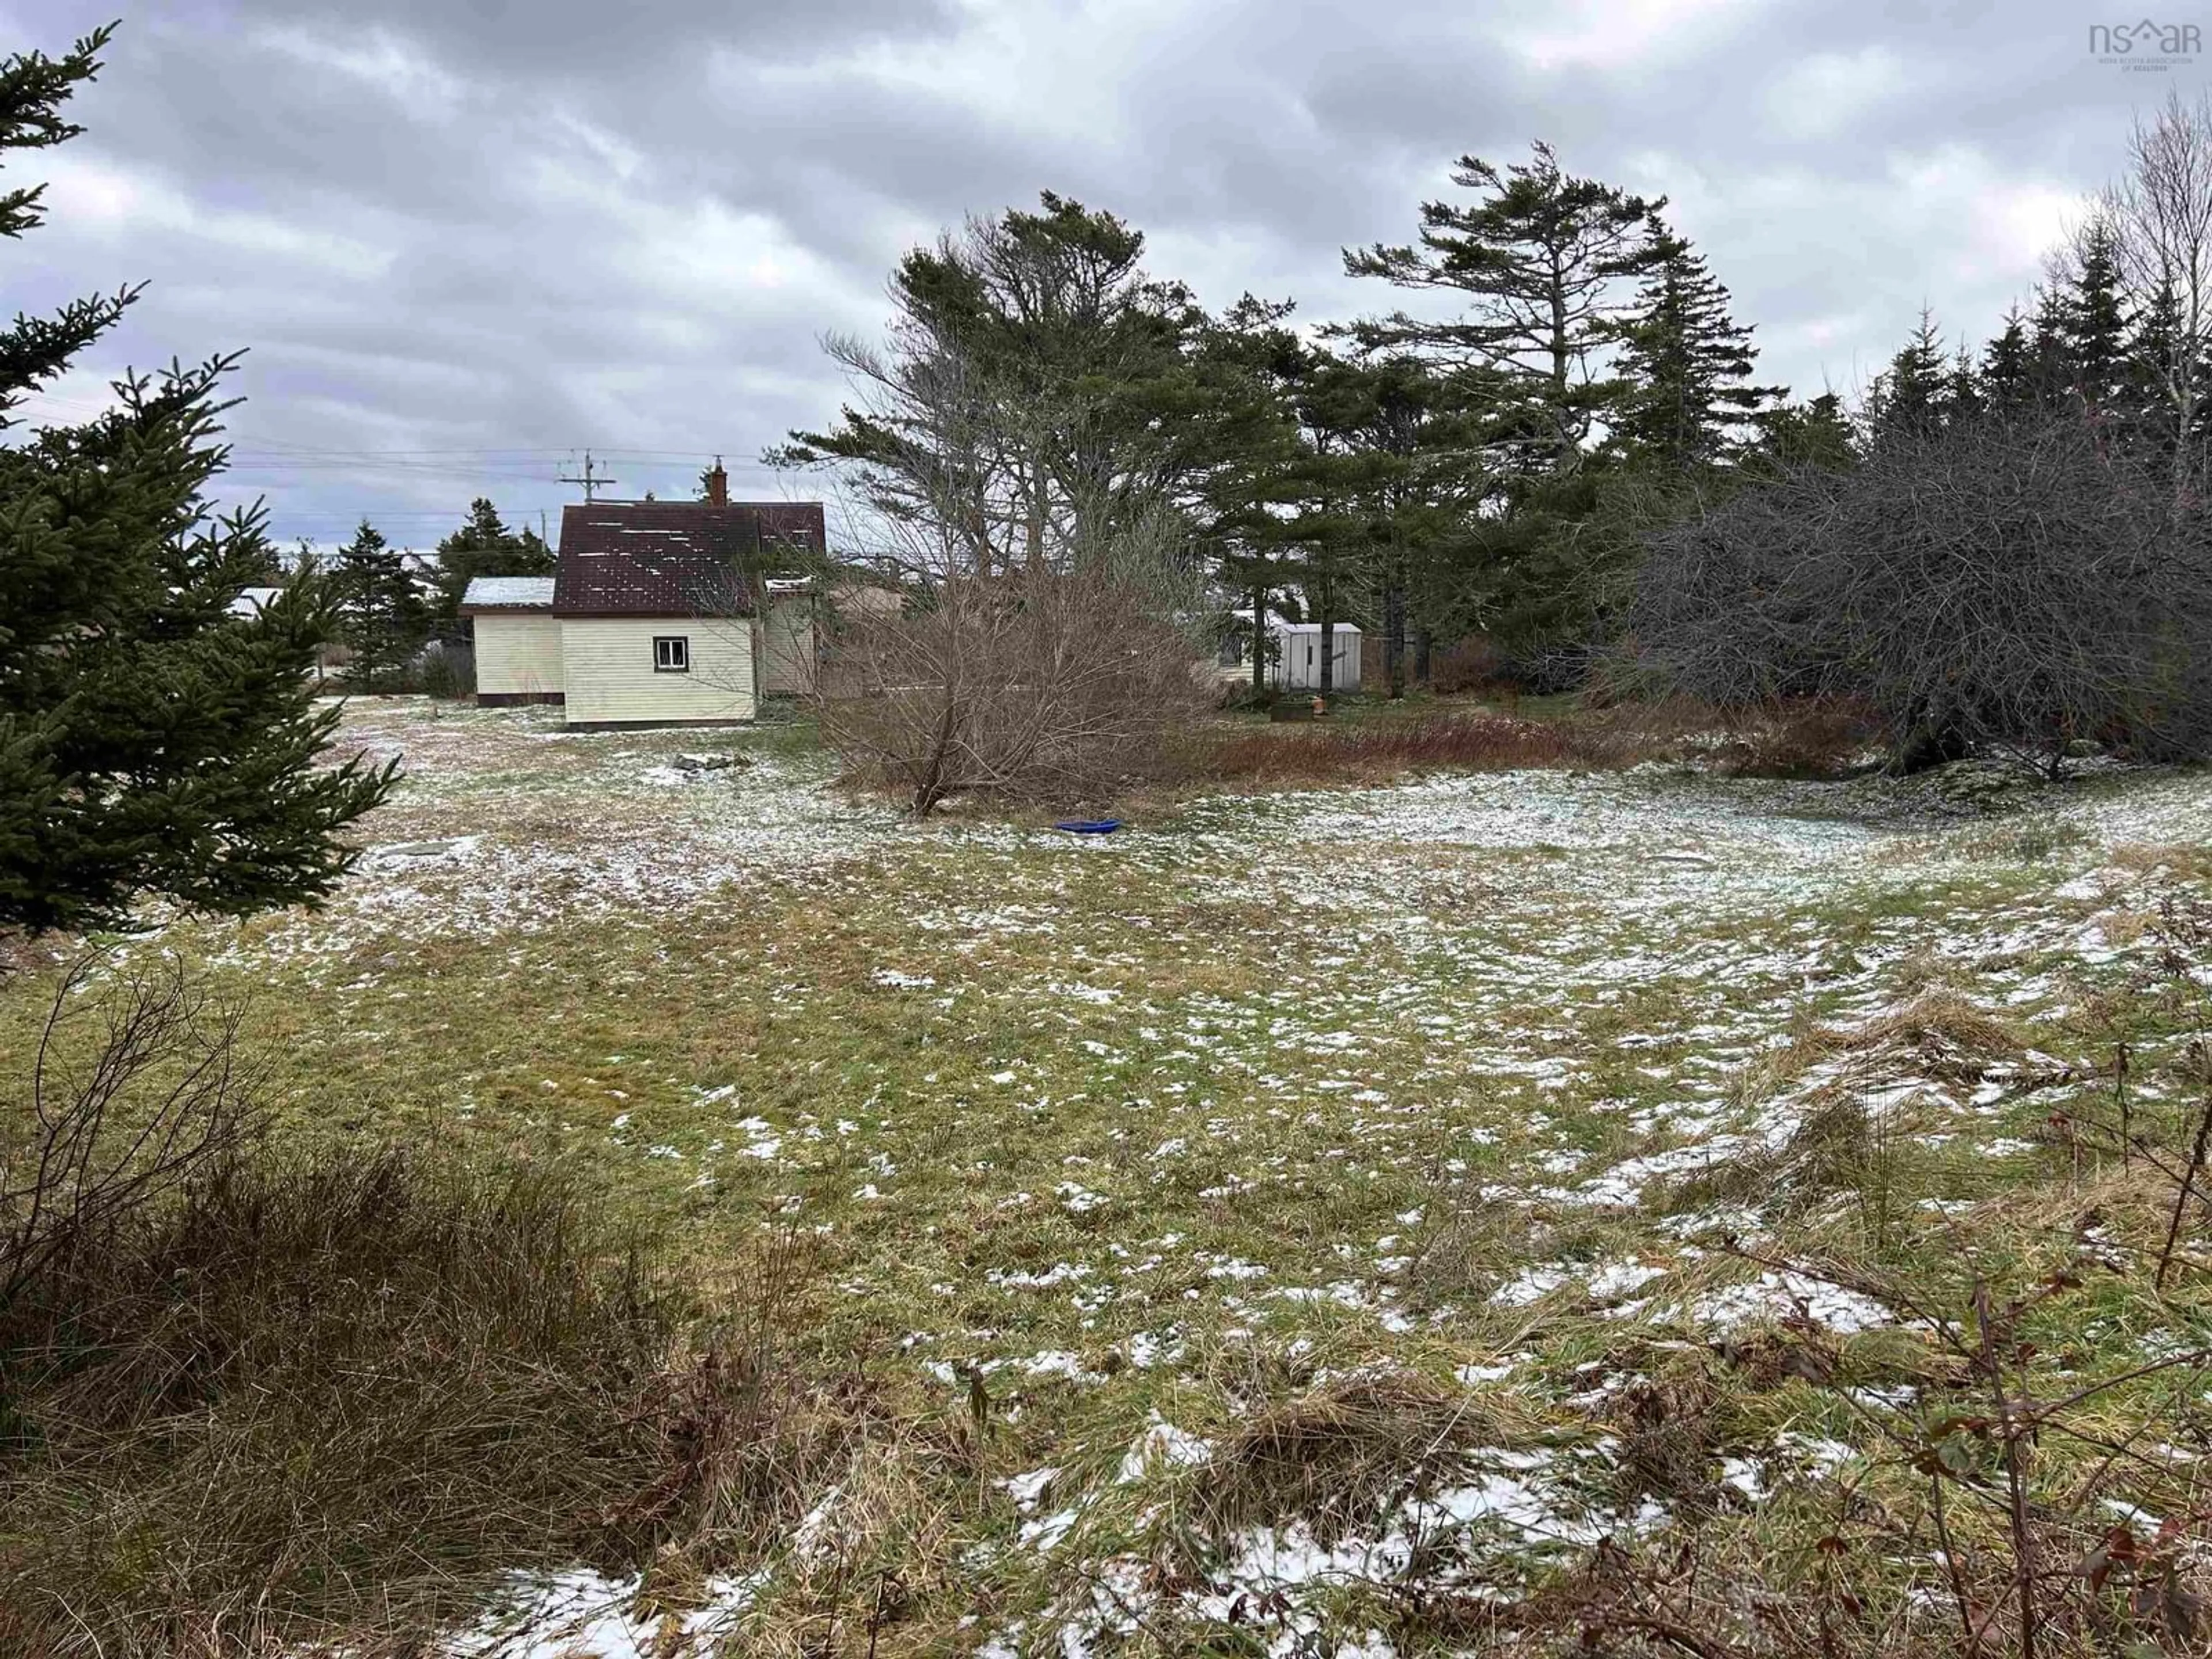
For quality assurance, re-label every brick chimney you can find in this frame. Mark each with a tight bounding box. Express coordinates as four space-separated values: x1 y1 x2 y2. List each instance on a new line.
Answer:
704 456 728 506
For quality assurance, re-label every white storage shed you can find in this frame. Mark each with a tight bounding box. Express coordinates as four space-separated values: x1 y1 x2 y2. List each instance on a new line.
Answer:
460 576 563 705
1270 621 1362 692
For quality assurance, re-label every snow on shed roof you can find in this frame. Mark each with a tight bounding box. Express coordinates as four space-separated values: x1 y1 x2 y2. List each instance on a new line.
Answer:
228 586 281 616
460 576 557 611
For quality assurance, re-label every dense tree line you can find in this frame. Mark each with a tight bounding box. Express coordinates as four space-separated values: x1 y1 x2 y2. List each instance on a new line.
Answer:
790 92 2212 773
788 145 1818 702
1635 92 2212 768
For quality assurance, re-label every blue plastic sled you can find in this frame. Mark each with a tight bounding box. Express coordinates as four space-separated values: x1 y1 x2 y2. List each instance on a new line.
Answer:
1053 819 1123 835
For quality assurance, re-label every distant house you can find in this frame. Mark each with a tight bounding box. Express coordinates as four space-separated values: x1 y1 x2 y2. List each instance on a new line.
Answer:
456 476 827 728
548 496 825 729
459 576 562 706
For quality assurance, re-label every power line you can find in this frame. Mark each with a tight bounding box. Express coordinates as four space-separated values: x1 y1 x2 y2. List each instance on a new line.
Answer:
225 444 786 465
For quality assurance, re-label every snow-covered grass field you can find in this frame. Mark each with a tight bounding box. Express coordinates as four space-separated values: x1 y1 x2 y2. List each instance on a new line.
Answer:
14 695 2212 1656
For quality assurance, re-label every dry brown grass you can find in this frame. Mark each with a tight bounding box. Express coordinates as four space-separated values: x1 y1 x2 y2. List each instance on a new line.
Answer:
1809 989 2027 1082
1190 1370 1510 1542
1715 991 2028 1120
0 1148 838 1659
1166 695 1878 793
1178 713 1645 787
2112 841 2212 884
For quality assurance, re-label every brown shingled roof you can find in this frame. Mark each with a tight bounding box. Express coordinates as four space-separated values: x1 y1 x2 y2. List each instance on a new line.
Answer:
551 501 826 618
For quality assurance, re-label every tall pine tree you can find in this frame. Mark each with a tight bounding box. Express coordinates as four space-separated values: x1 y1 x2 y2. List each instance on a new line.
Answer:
1190 295 1308 700
782 194 1215 578
1342 142 1668 472
0 25 392 933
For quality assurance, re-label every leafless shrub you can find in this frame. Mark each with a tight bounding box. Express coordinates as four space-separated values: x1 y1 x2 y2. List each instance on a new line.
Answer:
2 954 262 1310
1431 634 1514 697
1634 413 2212 774
819 543 1209 816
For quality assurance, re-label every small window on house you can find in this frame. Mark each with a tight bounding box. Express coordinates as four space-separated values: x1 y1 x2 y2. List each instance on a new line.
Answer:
653 635 690 673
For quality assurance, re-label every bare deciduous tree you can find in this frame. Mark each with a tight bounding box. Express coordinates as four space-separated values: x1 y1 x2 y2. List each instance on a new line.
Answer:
2103 90 2212 493
1633 413 2212 774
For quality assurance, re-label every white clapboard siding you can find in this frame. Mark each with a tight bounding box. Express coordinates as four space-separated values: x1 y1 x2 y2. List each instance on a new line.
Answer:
473 615 565 697
758 593 816 696
559 618 756 725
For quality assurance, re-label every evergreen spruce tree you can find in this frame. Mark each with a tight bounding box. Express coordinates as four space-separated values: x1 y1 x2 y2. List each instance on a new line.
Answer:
1866 309 1951 446
431 495 555 627
2028 286 2075 408
1611 218 1786 473
2126 275 2194 465
2056 221 2132 423
0 25 392 934
1753 391 1858 472
334 518 428 691
1979 306 2040 417
1946 344 1983 429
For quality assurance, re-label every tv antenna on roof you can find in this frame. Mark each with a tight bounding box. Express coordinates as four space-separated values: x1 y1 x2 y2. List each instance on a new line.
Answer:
558 449 618 502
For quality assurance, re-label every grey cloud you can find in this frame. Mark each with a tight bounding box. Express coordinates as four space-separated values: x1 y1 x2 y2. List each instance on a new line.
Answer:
1 0 2187 543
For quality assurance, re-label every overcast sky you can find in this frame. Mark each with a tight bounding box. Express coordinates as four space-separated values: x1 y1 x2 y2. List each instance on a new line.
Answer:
5 1 2196 548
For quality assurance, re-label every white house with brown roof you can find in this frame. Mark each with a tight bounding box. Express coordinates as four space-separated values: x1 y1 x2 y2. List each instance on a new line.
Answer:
462 486 828 729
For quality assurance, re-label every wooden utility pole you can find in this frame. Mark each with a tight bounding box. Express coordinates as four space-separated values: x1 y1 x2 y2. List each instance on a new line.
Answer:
558 450 618 502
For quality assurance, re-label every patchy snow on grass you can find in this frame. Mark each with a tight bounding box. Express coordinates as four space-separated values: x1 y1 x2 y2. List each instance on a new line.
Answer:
161 702 2212 1654
448 1566 763 1658
1683 1272 1899 1334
